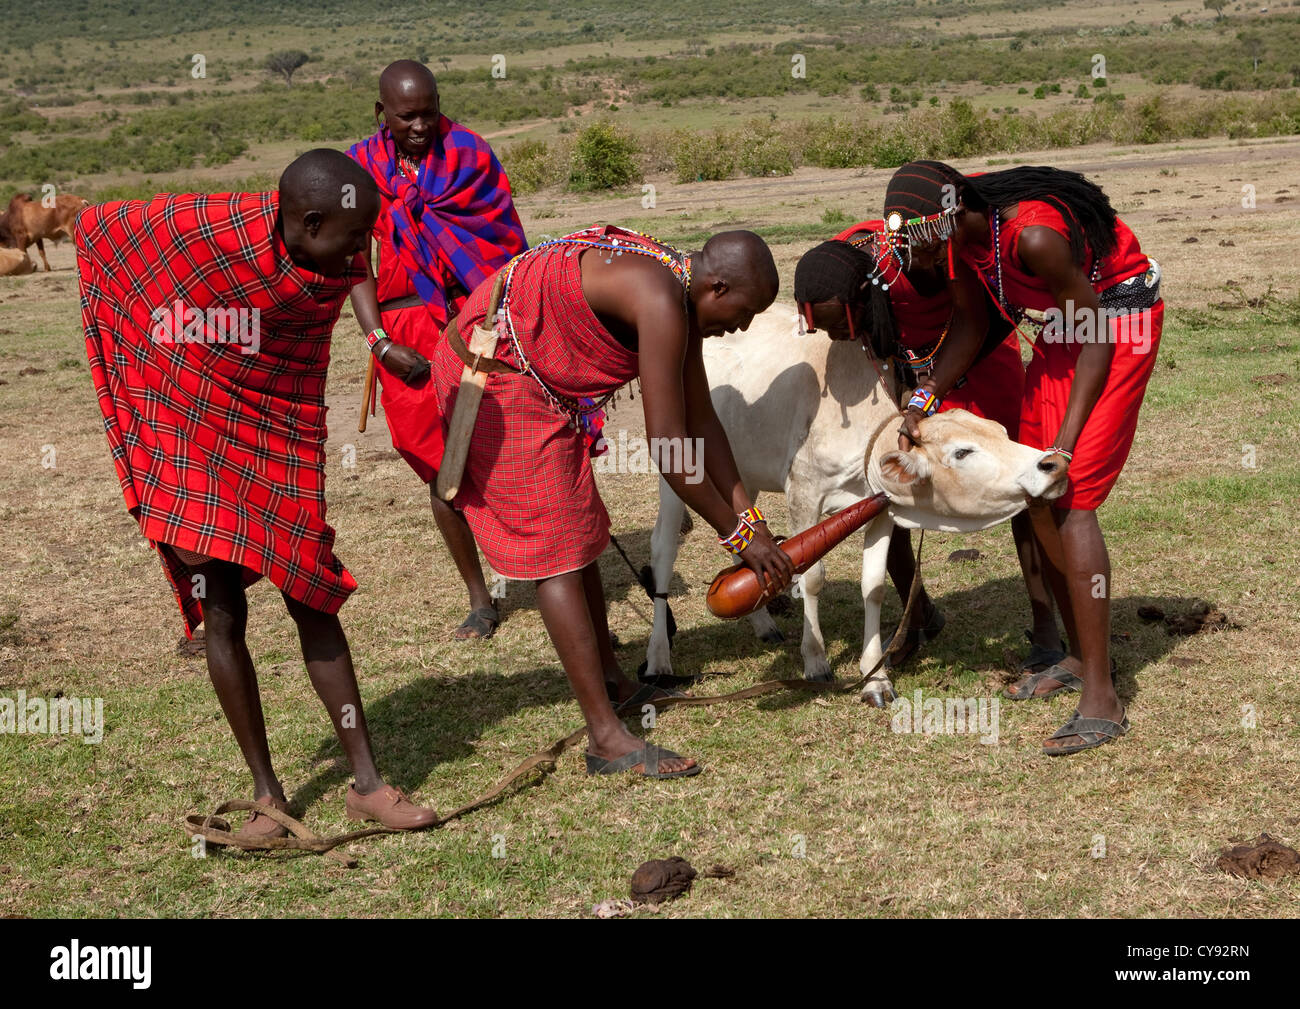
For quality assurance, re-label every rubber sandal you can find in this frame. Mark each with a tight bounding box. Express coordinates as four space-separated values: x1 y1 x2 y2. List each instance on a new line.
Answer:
585 743 702 779
1043 707 1130 756
609 681 688 715
453 606 499 640
1019 631 1067 674
882 604 946 670
1004 658 1118 701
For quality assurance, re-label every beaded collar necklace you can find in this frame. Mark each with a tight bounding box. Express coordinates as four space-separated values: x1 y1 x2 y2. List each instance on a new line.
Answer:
496 227 692 427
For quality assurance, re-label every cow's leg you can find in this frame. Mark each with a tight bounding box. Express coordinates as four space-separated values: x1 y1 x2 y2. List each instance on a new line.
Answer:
35 238 50 272
785 483 832 681
644 475 685 680
859 514 898 707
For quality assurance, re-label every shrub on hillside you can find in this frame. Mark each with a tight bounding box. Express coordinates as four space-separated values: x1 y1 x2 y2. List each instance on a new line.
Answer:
568 121 640 191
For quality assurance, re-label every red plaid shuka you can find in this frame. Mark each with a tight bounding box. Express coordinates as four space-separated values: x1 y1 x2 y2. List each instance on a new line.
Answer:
431 227 660 579
76 192 365 634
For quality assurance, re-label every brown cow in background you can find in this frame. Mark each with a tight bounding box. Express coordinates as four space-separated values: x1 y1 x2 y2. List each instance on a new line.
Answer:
0 192 90 272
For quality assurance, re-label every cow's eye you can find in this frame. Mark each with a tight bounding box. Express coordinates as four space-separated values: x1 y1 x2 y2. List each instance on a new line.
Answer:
953 448 973 461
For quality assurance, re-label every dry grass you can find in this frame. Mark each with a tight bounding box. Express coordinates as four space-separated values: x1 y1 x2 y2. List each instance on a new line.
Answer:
1 137 1298 917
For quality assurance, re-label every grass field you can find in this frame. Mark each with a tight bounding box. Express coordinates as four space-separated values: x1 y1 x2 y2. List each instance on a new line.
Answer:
2 127 1299 916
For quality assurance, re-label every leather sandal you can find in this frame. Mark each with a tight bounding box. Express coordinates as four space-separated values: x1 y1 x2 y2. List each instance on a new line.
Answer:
1004 658 1118 701
236 794 290 840
454 606 499 640
345 784 438 829
1043 708 1130 756
585 743 702 779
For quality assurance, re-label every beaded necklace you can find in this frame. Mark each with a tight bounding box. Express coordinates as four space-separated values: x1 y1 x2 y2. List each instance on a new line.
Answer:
989 206 1102 311
496 227 692 429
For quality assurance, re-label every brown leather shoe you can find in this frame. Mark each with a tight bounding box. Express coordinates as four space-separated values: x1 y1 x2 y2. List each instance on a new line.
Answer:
236 794 290 840
345 784 437 830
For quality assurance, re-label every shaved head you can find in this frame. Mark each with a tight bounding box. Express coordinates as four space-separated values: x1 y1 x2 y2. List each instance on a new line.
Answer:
375 60 441 160
691 230 779 337
379 59 437 104
699 230 779 300
278 149 379 276
279 148 378 215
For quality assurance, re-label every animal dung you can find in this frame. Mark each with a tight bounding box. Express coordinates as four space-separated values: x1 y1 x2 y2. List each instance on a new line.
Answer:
947 548 981 562
1215 834 1300 880
1135 601 1236 636
630 856 697 904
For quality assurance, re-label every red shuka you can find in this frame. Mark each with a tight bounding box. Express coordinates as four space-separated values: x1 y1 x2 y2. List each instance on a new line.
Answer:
77 192 363 633
959 201 1161 510
432 228 649 579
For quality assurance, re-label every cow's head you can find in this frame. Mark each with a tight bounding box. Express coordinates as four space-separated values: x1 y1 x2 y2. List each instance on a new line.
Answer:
867 409 1068 531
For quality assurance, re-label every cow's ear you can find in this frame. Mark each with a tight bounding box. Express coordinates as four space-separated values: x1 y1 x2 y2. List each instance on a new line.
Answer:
878 450 932 492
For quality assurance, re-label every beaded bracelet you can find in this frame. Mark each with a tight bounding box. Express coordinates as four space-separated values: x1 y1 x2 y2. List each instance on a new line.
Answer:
365 327 389 351
740 506 766 527
907 386 940 417
1047 445 1074 462
719 516 756 555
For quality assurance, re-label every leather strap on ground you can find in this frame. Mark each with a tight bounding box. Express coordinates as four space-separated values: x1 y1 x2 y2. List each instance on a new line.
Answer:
185 533 923 865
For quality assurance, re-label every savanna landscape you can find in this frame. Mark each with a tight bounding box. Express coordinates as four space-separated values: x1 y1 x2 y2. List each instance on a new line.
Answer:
1 0 1298 919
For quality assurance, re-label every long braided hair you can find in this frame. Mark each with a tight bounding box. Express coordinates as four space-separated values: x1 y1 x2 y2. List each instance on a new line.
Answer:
884 161 1119 266
793 240 898 358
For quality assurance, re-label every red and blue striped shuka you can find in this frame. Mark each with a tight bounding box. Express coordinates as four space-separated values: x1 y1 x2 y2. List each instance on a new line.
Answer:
347 117 527 327
347 117 526 483
76 192 364 635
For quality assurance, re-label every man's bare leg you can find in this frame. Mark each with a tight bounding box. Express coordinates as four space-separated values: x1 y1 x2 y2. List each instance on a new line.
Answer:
1039 508 1124 750
281 593 384 794
537 562 695 775
429 486 497 638
198 558 284 802
1011 510 1063 651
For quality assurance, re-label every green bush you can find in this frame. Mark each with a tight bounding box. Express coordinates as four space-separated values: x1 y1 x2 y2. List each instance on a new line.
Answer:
501 138 567 195
736 121 794 177
672 129 735 182
568 121 639 191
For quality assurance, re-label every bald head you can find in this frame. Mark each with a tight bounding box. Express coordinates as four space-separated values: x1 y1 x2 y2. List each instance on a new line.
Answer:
699 230 779 301
278 149 379 276
376 60 440 160
380 59 437 103
279 148 378 215
692 230 779 337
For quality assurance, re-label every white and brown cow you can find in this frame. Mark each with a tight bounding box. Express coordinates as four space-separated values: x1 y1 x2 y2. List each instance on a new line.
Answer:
645 303 1067 705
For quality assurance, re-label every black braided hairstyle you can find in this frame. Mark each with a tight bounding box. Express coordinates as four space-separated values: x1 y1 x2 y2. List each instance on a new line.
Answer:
793 240 898 359
884 160 1119 267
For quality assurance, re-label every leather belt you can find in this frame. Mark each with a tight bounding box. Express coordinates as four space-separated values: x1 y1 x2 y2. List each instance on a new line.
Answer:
445 313 521 376
378 294 424 312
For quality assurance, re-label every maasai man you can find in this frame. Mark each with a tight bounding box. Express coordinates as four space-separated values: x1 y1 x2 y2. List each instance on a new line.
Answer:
348 60 527 641
793 228 1060 677
77 150 437 833
431 226 794 778
882 161 1163 755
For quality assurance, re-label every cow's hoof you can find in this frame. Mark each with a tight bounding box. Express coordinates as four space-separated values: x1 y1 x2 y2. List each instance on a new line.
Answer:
803 659 834 683
759 627 786 644
860 681 897 707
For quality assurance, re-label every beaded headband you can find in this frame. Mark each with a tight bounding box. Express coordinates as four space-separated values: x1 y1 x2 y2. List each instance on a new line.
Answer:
883 206 959 249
